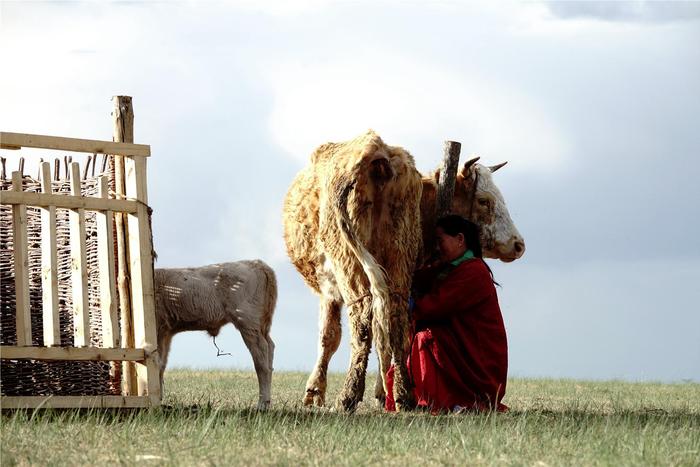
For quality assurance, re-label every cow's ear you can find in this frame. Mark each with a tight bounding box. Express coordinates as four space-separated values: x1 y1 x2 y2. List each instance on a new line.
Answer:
461 156 480 177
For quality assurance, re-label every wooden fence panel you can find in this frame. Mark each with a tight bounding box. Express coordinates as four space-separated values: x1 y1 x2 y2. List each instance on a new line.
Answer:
1 121 157 409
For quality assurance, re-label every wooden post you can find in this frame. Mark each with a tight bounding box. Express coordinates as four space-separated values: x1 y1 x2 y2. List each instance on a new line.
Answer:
11 171 31 346
70 162 90 346
40 162 60 346
97 176 118 348
435 141 462 220
125 155 160 405
112 95 137 394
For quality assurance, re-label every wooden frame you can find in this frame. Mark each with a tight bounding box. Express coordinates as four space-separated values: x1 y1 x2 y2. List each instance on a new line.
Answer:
0 122 160 410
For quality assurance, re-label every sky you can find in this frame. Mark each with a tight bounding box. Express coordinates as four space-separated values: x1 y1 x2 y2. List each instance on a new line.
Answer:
1 0 699 384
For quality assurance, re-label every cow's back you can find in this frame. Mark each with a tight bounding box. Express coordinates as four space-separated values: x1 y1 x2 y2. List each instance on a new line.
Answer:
283 166 323 293
283 130 422 300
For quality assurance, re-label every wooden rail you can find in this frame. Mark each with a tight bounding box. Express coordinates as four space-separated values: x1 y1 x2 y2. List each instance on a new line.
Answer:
0 132 150 157
0 346 145 361
0 191 139 213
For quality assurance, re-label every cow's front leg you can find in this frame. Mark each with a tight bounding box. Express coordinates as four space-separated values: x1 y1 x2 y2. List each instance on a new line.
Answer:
303 296 342 407
336 297 372 412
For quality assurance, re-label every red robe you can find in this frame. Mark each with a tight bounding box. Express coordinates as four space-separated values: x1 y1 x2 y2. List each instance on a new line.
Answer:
385 258 508 413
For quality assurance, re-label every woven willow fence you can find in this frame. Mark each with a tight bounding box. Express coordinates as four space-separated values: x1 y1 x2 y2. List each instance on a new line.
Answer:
0 122 160 409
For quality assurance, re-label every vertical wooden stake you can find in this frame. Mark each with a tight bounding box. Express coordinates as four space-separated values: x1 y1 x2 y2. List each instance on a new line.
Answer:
125 155 160 405
69 162 90 347
11 171 31 346
40 162 60 346
97 176 118 348
112 95 137 394
436 141 462 220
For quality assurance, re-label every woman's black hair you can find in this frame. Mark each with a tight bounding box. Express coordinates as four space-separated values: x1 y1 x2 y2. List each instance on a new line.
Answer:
436 214 499 286
436 215 483 258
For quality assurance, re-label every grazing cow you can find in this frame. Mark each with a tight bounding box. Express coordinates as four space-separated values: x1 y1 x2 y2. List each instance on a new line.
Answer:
283 130 525 411
154 260 277 409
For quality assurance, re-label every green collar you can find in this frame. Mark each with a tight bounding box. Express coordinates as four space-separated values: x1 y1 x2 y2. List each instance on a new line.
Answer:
450 249 475 267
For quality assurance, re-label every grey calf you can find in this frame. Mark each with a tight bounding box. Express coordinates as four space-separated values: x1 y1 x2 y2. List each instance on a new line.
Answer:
154 260 277 408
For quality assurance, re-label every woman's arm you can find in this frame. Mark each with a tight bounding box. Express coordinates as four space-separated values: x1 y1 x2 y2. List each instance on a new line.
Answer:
413 261 494 321
411 262 443 297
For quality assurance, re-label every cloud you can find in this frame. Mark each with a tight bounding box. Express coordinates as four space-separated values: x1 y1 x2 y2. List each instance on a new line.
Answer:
222 0 329 17
264 52 570 174
544 0 700 24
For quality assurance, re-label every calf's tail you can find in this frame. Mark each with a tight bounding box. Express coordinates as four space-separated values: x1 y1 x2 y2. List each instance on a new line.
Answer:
256 261 277 337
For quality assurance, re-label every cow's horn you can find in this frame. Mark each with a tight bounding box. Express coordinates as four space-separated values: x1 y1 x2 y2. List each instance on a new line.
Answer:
461 156 480 176
489 161 508 173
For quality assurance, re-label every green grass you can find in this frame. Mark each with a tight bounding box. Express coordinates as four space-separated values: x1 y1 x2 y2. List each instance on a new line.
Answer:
2 371 699 466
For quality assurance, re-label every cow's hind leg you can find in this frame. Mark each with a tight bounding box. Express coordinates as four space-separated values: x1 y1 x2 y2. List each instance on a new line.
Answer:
304 296 342 407
336 297 373 412
372 318 392 408
388 293 415 411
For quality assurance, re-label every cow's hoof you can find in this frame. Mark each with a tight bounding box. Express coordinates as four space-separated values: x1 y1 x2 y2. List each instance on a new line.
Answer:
336 394 360 413
375 395 386 409
394 394 416 412
303 388 325 407
257 400 271 411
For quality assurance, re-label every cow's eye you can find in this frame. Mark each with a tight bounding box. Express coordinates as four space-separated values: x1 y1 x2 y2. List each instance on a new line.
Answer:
478 198 488 206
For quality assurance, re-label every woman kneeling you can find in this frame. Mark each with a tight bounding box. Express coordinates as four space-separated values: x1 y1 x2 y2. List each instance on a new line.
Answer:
386 215 508 413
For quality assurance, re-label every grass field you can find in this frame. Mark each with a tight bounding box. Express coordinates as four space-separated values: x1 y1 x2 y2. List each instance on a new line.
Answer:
2 370 699 466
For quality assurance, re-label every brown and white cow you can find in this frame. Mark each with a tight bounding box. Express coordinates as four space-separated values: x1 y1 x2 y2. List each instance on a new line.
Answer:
283 130 524 412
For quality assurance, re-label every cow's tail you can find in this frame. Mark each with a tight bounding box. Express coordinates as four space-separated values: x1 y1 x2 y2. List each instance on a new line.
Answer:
255 260 277 338
334 177 390 336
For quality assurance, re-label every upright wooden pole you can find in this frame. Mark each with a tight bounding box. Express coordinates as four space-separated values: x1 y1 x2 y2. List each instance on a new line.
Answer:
112 96 137 394
96 176 118 348
125 155 161 405
40 162 60 346
69 163 91 346
11 171 31 346
435 141 462 220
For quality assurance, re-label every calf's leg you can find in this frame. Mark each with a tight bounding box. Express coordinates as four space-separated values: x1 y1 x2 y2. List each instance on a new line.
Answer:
157 332 174 393
240 326 274 409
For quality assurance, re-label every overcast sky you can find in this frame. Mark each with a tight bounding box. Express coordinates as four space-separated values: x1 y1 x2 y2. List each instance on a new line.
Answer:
1 0 698 384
